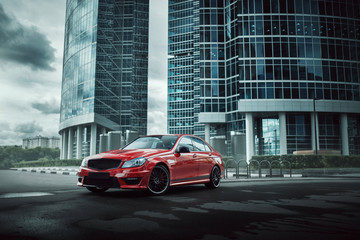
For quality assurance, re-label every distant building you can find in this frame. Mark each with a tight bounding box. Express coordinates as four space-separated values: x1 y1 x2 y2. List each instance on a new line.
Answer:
59 0 150 159
168 0 360 159
22 136 60 149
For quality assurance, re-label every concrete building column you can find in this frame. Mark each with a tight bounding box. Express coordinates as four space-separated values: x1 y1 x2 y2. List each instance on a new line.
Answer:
76 126 82 159
279 112 287 155
63 130 69 160
99 127 108 153
245 113 254 163
100 134 109 153
67 128 74 159
60 131 65 159
204 124 210 143
311 112 320 153
340 113 349 155
59 131 63 159
90 123 97 155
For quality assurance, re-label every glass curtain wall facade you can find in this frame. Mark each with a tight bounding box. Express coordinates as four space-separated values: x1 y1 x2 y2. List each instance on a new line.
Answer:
60 0 149 159
168 0 360 159
168 0 198 134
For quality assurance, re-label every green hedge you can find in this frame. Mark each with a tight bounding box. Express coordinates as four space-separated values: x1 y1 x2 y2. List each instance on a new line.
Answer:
250 155 360 169
13 159 82 168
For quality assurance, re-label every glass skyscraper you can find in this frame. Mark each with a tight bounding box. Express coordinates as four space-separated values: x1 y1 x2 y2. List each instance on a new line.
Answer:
60 0 149 159
168 0 360 160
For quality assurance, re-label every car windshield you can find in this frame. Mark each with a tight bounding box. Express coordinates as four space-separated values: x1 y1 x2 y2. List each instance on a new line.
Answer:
123 135 179 150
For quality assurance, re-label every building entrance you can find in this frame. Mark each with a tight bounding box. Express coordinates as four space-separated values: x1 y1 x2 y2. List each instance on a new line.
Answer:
255 118 279 155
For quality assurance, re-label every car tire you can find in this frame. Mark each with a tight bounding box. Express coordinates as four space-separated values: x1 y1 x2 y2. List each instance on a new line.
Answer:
205 165 221 189
86 187 109 193
147 165 170 195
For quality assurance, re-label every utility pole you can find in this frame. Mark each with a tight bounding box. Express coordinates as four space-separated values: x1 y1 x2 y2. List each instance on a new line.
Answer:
313 98 318 155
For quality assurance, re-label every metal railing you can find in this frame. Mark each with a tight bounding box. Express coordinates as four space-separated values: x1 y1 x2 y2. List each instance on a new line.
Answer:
224 158 292 179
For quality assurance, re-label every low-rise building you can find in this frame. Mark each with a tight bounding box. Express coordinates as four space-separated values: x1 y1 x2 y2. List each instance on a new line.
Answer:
22 136 60 149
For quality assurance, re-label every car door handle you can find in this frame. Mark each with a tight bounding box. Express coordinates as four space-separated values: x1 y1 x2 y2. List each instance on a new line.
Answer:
208 153 212 156
193 154 197 158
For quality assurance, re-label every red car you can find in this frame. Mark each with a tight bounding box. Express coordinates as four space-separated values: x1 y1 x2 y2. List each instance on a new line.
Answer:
77 134 224 195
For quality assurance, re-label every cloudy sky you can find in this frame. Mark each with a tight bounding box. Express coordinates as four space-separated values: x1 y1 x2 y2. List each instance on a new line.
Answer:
0 0 168 146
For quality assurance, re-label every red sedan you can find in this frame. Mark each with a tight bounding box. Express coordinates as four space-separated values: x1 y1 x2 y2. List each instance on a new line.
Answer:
77 134 224 195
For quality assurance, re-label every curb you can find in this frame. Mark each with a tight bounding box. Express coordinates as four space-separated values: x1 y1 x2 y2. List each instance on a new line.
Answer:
221 175 360 183
11 167 78 176
302 174 360 178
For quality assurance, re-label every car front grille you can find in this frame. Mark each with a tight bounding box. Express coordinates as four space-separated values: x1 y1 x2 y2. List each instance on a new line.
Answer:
88 159 122 170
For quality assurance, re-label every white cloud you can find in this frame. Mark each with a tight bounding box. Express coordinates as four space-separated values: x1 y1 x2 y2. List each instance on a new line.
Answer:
148 111 167 135
14 121 43 135
148 77 168 135
0 0 169 145
0 120 43 146
0 3 56 71
148 0 168 134
0 1 64 145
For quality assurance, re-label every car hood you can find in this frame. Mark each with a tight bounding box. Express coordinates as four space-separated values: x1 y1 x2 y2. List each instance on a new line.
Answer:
87 149 170 161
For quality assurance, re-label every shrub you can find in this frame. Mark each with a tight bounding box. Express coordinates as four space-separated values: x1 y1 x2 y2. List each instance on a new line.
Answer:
250 155 360 169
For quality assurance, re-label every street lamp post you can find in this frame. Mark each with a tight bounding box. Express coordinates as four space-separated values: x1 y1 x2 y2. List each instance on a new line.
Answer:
274 129 277 155
313 98 318 155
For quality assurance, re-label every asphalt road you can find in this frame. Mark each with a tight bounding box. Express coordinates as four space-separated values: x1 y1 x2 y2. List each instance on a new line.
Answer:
0 170 359 240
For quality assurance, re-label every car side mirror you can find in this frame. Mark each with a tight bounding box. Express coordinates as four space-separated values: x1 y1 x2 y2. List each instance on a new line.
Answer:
178 146 190 153
175 146 190 156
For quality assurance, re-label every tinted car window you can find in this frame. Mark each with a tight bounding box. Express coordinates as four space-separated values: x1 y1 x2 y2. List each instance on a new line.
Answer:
177 137 194 152
161 136 179 149
204 143 212 152
191 137 206 152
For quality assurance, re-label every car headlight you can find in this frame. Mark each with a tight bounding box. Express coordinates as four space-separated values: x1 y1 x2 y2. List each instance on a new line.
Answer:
121 157 147 168
81 159 88 167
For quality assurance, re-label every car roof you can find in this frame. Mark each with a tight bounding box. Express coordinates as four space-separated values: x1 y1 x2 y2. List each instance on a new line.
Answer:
144 134 198 137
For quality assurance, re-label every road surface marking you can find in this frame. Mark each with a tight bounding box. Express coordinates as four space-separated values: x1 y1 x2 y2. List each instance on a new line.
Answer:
0 192 54 198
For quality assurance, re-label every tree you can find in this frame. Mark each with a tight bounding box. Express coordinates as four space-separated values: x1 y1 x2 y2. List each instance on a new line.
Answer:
0 146 60 169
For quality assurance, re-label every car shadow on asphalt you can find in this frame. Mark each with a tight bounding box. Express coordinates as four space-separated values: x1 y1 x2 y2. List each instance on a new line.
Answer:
79 184 218 198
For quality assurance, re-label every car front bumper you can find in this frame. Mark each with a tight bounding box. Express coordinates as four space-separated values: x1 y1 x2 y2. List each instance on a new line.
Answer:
77 166 151 189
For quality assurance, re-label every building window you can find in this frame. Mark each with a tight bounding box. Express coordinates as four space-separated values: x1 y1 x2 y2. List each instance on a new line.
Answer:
348 114 360 155
286 113 312 154
318 114 341 151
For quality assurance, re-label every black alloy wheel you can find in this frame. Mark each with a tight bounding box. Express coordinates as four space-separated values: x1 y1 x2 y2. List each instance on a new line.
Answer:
205 165 221 189
147 165 170 195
